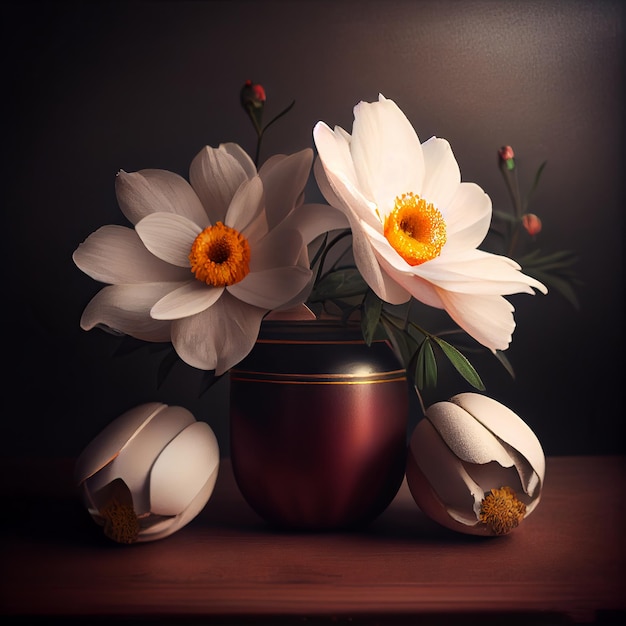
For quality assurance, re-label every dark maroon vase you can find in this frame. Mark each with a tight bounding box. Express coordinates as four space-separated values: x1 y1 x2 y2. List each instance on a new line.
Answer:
229 320 409 530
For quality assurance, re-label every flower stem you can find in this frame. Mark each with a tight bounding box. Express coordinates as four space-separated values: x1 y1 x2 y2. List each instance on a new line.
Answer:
413 383 427 416
253 100 296 167
313 229 352 285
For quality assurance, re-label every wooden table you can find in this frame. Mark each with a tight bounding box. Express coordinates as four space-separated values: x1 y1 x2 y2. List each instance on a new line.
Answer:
1 456 624 625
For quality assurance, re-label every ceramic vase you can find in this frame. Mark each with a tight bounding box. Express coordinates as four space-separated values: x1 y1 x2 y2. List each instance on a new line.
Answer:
229 320 408 530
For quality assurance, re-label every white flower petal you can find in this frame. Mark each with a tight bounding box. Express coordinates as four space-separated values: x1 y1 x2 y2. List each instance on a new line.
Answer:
313 123 382 232
135 213 200 267
170 293 265 374
250 227 304 270
258 148 313 229
79 283 179 341
409 418 483 526
461 460 525 500
228 266 312 309
151 281 223 320
224 176 265 234
313 122 360 196
450 393 546 493
75 402 167 485
73 225 190 284
350 96 424 212
420 136 461 211
189 145 249 223
425 400 516 467
375 258 445 309
149 421 219 516
497 442 541 498
417 250 547 296
443 182 492 247
435 290 516 351
140 470 219 541
351 221 411 305
218 142 257 179
88 405 197 514
115 169 208 226
313 157 344 211
281 201 349 246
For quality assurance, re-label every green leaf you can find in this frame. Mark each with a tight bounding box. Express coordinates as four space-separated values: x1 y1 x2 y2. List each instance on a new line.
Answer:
494 349 516 379
415 338 437 390
519 249 579 272
524 268 581 310
518 248 581 309
491 210 520 225
309 268 369 302
361 290 383 346
432 336 485 390
380 310 408 331
380 317 419 369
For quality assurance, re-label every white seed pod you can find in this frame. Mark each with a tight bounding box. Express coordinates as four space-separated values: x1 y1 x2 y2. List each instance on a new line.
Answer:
75 402 219 543
406 393 545 536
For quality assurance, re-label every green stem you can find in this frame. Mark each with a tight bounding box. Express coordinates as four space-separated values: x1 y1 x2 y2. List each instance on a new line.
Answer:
413 383 427 416
254 135 262 168
252 100 296 168
498 160 524 254
262 100 295 134
313 229 352 285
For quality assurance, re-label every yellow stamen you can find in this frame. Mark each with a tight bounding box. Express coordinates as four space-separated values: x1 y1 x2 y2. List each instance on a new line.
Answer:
100 498 140 544
479 486 527 535
189 221 251 286
383 192 446 266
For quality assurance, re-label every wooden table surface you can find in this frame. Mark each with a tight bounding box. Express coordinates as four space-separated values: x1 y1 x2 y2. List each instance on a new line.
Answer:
1 455 625 625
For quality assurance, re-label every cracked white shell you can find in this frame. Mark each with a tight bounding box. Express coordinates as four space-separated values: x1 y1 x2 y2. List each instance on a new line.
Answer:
406 393 545 536
75 402 220 543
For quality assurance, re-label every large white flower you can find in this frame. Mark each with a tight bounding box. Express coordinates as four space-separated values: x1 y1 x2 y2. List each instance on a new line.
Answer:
73 143 347 374
313 95 547 351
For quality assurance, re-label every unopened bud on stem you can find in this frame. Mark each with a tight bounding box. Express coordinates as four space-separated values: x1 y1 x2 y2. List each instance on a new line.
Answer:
499 145 515 171
522 213 542 236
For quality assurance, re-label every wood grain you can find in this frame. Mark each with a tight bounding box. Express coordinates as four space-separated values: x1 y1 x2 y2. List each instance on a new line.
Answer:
1 456 624 624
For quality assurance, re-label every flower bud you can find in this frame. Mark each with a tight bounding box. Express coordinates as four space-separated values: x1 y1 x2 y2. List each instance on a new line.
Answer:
522 213 542 236
240 79 266 109
406 393 545 536
240 80 266 137
498 145 515 171
75 402 220 543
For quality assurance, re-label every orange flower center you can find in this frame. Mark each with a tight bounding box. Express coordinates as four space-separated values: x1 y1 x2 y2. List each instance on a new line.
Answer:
189 222 251 287
383 192 447 266
479 486 527 535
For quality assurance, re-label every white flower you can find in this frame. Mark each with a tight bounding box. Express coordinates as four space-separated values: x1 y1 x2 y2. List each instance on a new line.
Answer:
73 143 346 374
406 393 545 536
313 95 547 351
75 402 220 543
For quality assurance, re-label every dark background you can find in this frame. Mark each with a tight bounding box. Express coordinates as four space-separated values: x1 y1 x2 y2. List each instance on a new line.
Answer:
3 0 624 459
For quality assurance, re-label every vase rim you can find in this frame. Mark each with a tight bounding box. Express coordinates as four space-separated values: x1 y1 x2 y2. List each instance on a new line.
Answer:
258 318 364 340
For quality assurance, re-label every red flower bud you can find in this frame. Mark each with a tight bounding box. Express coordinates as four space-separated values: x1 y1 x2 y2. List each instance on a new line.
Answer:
240 80 266 110
498 145 515 171
522 213 542 236
499 145 515 161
